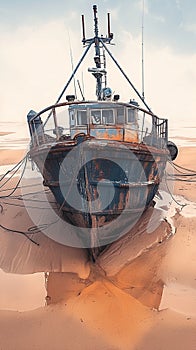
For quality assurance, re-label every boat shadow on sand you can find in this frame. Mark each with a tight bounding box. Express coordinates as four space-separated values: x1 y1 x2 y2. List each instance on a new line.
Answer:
0 187 173 310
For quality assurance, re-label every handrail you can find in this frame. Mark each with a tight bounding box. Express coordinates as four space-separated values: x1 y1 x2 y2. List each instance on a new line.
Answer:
28 100 168 148
28 100 164 123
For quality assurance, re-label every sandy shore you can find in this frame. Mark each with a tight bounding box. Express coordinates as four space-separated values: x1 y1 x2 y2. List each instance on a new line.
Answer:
0 145 196 349
0 149 26 166
0 132 14 136
174 147 196 202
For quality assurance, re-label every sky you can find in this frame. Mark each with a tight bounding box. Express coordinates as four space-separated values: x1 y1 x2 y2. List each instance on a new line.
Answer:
0 0 195 136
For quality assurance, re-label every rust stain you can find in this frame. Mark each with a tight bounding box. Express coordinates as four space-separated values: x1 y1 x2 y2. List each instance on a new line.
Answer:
118 192 125 210
124 129 139 143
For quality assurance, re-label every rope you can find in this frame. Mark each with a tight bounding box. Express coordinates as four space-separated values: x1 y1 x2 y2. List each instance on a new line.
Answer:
164 171 187 208
166 160 196 183
0 156 28 198
2 201 57 210
170 161 196 174
0 182 49 193
0 201 39 245
0 156 27 182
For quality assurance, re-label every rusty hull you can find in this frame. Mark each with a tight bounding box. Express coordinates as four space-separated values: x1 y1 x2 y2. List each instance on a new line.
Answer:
29 138 168 248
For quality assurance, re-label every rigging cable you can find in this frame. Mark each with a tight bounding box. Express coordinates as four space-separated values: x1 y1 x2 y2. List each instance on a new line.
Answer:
68 29 77 99
164 171 187 209
141 0 145 100
0 203 39 246
164 159 196 208
0 156 26 182
0 157 40 245
0 156 61 244
0 182 50 194
1 201 57 210
170 161 196 174
166 160 196 182
0 156 28 198
0 156 26 189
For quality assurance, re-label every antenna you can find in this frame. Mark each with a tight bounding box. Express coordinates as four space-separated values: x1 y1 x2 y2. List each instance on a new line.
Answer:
77 79 85 100
107 12 113 40
81 71 85 99
68 30 77 99
141 0 145 101
108 13 111 37
81 14 86 44
93 5 99 38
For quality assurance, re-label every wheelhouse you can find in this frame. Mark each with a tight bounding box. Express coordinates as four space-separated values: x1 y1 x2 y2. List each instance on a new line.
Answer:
69 102 139 142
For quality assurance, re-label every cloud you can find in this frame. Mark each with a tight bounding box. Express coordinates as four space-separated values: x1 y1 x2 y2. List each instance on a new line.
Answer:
146 0 196 54
0 2 195 131
1 0 195 54
103 0 196 54
182 23 196 35
144 46 196 126
0 20 80 122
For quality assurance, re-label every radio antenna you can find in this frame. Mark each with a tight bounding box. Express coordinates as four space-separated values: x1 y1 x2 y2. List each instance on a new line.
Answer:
141 0 145 101
68 29 77 99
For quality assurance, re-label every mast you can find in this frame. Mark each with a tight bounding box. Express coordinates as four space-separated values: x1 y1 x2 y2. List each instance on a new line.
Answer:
82 5 113 100
44 4 152 126
93 5 102 100
86 5 112 100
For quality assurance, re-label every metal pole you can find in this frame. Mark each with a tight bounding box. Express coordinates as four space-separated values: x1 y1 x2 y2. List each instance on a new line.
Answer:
77 79 85 100
81 14 86 43
55 39 94 104
141 0 145 100
44 39 94 126
100 38 152 113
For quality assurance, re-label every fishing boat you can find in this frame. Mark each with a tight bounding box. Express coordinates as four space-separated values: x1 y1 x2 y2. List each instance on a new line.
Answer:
27 5 177 258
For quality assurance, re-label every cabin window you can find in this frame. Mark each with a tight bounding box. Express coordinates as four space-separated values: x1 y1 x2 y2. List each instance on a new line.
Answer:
76 110 87 125
127 108 136 123
91 110 101 124
69 110 75 126
116 108 125 124
102 109 114 124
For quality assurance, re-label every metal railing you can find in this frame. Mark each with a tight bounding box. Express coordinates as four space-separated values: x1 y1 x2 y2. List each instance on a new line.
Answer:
27 101 168 148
